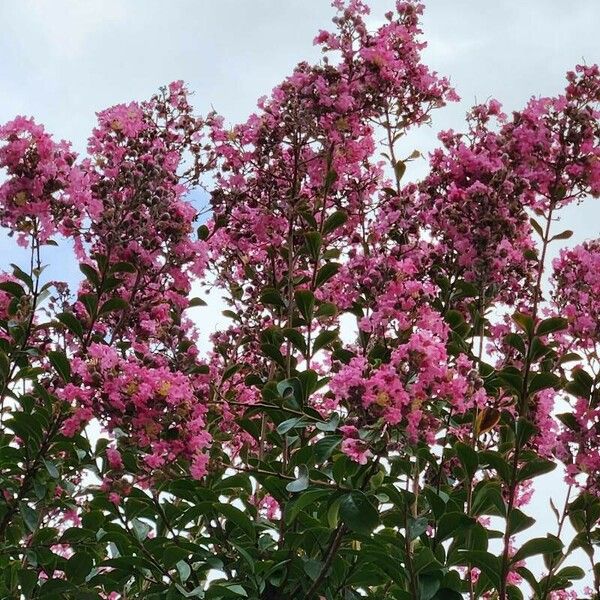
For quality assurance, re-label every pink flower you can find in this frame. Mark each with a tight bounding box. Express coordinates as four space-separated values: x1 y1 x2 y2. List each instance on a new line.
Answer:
106 448 124 471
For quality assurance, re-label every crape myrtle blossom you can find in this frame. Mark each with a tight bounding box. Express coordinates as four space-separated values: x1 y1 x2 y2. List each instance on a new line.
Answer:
1 1 600 597
0 82 215 483
552 240 600 495
0 117 92 246
553 240 600 348
503 64 600 209
203 0 459 464
330 318 487 458
205 0 456 313
417 100 538 306
60 344 211 479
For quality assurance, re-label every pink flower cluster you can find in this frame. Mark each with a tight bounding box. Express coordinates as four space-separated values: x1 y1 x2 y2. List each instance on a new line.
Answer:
0 117 90 246
553 239 600 348
417 101 537 303
330 260 486 459
0 82 214 482
59 343 211 479
504 64 600 208
552 240 600 494
205 0 456 311
331 335 485 455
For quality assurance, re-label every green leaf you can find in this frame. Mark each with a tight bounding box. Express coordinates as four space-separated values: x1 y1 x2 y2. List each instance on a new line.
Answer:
298 369 319 400
81 293 98 318
17 568 38 597
315 412 339 432
59 527 95 544
455 442 478 480
566 368 593 399
99 297 128 315
277 378 303 407
313 435 342 463
413 547 439 574
304 231 322 260
497 369 523 394
11 264 34 290
530 218 544 238
132 518 151 541
312 329 338 354
218 503 255 540
394 160 407 182
551 229 573 241
20 503 38 532
316 301 337 318
419 573 442 600
303 558 323 582
48 350 71 382
531 337 550 362
111 261 137 273
517 566 541 596
515 417 537 448
512 312 535 337
57 312 84 338
0 281 26 297
197 224 210 240
323 210 348 235
324 169 338 188
507 585 524 600
517 458 556 482
261 343 285 367
408 516 429 541
479 451 511 483
505 333 526 355
536 317 568 336
424 487 446 520
277 417 304 435
176 560 191 583
295 290 315 321
260 288 285 308
286 465 309 493
79 263 99 286
222 363 241 382
286 489 329 524
315 262 340 287
339 491 379 535
512 536 563 563
283 328 307 356
452 551 500 588
508 508 536 535
65 551 93 583
43 459 59 479
436 512 475 542
528 372 559 395
471 481 506 517
0 351 9 379
555 565 585 580
188 297 207 307
433 590 462 600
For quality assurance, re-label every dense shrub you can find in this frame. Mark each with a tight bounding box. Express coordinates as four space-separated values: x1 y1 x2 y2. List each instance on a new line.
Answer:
0 2 599 598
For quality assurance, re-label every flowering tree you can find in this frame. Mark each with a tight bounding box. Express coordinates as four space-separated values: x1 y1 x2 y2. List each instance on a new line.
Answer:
0 1 599 598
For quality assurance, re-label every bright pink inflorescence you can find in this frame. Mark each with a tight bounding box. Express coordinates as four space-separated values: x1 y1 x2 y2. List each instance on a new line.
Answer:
0 117 89 246
1 0 600 526
553 240 600 494
0 82 214 482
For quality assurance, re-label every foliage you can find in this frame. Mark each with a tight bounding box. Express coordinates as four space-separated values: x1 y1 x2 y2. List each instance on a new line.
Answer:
0 1 599 599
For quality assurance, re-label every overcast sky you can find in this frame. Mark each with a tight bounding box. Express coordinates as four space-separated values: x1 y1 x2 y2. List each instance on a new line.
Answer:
1 0 599 590
2 0 598 256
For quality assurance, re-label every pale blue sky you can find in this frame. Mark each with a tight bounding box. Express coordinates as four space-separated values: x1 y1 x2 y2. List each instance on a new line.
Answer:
1 0 599 590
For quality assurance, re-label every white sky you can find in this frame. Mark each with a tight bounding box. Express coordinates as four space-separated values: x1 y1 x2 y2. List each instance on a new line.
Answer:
1 0 599 592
